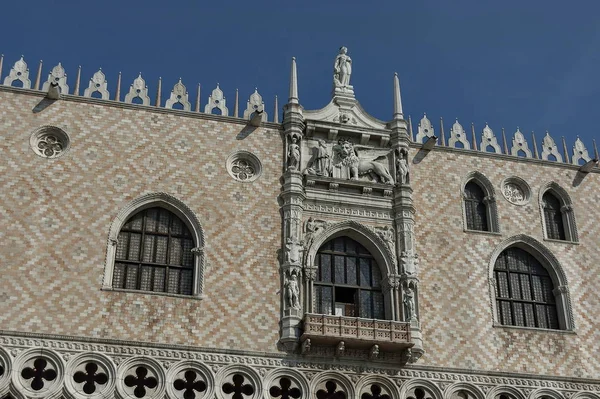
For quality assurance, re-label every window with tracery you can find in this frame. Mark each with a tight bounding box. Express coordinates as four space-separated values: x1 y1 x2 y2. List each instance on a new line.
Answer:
113 207 195 295
542 192 566 240
314 237 384 319
494 247 559 329
464 181 489 231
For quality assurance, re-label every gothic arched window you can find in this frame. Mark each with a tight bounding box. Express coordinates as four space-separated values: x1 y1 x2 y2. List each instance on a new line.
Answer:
112 207 196 295
494 247 559 329
464 181 489 231
313 237 384 319
542 192 566 240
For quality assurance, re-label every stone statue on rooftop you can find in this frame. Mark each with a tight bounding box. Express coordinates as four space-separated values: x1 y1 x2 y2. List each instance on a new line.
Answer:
333 46 352 89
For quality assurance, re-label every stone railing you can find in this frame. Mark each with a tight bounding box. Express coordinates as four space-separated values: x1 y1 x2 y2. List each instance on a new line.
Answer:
301 313 411 352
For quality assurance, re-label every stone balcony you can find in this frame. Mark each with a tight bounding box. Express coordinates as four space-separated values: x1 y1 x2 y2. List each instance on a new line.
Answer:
300 313 413 354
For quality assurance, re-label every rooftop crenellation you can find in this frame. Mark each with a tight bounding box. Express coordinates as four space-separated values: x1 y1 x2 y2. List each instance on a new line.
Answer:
0 55 274 122
0 53 598 169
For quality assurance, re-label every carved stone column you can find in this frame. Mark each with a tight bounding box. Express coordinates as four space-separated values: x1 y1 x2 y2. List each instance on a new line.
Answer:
390 113 424 361
279 67 306 350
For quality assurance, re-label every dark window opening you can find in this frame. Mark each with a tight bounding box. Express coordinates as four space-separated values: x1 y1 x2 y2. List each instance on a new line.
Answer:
464 181 489 231
314 236 384 319
113 207 195 295
543 192 566 240
494 247 559 329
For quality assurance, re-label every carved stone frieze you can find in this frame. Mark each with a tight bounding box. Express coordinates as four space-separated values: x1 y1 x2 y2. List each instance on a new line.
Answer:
0 333 598 398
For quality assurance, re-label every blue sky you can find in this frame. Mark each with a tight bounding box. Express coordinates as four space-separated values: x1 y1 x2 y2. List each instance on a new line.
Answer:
2 1 599 156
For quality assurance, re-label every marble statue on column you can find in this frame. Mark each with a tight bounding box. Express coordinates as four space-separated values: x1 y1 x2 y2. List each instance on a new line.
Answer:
333 47 354 95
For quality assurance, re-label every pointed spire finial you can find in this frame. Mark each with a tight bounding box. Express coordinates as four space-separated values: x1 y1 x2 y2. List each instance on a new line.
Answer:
531 131 540 159
440 117 446 146
155 77 162 107
0 54 4 81
408 115 414 141
274 95 279 123
593 139 599 160
471 122 477 150
288 57 299 104
234 88 239 118
73 66 82 96
115 71 122 101
34 60 43 90
501 128 509 154
562 136 570 164
195 83 201 112
393 72 403 120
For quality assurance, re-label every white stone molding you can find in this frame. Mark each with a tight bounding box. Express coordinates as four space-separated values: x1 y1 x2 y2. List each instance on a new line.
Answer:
166 360 215 399
572 137 592 165
448 120 470 149
29 125 71 159
538 182 578 243
309 372 355 399
480 124 501 153
165 78 192 111
215 364 263 399
541 132 563 162
444 382 486 399
41 63 69 94
510 128 532 157
115 356 166 399
63 352 117 399
102 192 206 297
416 114 435 144
205 84 229 116
0 336 599 393
460 171 500 233
304 219 396 277
529 388 565 399
263 368 310 399
355 374 400 399
0 346 11 398
3 56 31 88
487 234 575 331
11 348 65 399
400 379 444 399
226 150 263 182
124 73 151 105
500 176 531 206
485 386 527 399
243 88 268 122
571 393 600 399
83 69 110 99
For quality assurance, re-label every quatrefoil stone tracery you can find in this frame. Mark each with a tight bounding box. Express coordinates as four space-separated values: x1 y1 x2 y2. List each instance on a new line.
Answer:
222 374 255 399
124 366 158 398
174 369 207 399
21 358 57 391
73 362 108 395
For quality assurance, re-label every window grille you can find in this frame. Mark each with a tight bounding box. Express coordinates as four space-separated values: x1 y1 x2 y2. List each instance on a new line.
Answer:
464 181 488 231
314 237 384 319
494 247 559 329
113 207 195 295
542 192 566 240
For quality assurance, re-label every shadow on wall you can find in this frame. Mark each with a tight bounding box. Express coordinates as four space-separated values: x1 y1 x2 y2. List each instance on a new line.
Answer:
237 125 257 140
32 98 56 113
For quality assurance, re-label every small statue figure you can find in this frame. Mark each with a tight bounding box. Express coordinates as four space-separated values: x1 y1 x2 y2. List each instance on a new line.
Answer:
334 46 352 89
284 269 301 309
404 287 417 322
396 148 410 185
285 238 303 264
287 135 300 171
304 139 331 176
315 139 330 176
